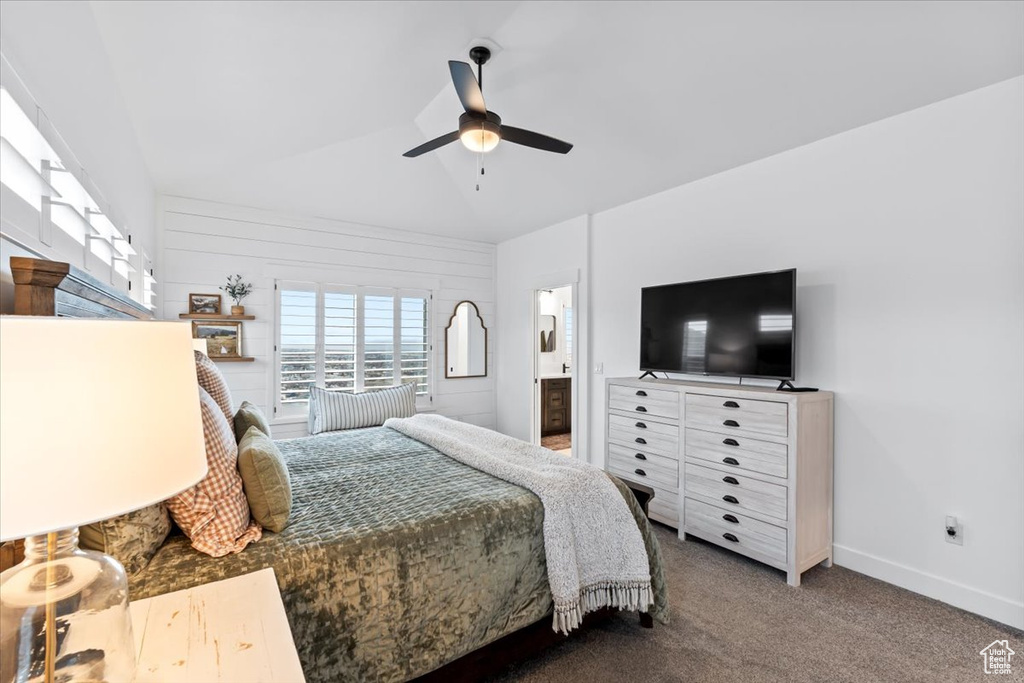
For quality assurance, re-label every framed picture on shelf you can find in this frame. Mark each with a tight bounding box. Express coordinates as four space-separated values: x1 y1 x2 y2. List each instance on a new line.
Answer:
189 293 222 315
192 321 242 358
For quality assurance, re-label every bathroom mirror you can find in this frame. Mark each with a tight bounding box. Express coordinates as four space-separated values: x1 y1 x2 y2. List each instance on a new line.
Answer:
445 301 488 378
539 315 556 353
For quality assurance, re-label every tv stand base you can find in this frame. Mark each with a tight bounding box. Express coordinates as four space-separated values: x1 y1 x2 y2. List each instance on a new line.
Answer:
638 371 659 380
777 380 819 392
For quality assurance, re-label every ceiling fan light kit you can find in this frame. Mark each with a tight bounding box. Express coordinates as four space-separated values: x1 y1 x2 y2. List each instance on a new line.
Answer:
459 111 501 153
403 46 573 160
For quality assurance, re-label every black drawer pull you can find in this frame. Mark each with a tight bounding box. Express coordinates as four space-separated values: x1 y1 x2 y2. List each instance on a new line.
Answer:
635 422 647 429
722 533 739 543
636 390 647 397
634 453 647 461
635 405 648 413
722 457 740 466
722 476 740 485
635 437 647 445
723 400 740 408
722 495 739 504
722 438 739 446
634 468 647 477
722 514 739 524
723 419 740 427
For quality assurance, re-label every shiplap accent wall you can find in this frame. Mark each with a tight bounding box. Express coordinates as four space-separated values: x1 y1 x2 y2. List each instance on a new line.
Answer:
159 196 496 438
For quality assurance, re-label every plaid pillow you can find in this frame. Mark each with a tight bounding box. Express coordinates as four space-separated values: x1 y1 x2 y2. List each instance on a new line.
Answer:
194 350 234 423
165 387 261 557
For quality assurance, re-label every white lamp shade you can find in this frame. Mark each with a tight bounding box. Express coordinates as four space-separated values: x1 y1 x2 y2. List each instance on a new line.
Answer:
0 318 208 541
192 337 209 355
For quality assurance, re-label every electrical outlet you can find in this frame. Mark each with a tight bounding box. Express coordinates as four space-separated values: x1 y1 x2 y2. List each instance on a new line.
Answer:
945 515 963 545
594 362 604 374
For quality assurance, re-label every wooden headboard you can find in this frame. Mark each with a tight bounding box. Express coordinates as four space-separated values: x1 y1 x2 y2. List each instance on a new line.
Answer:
10 256 153 320
0 257 152 571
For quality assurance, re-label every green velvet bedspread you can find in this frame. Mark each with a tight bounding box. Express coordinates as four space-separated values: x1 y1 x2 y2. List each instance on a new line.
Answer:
129 427 668 682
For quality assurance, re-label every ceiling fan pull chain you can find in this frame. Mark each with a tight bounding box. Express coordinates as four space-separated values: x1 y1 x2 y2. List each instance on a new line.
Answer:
476 151 481 192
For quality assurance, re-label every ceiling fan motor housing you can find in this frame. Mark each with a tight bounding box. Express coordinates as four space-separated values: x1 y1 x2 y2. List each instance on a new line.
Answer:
459 110 501 136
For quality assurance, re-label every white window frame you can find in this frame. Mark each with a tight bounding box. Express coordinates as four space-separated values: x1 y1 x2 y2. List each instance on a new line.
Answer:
273 279 433 421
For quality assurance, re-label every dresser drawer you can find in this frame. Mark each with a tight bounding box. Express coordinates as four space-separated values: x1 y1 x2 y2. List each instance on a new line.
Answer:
685 394 788 440
684 497 786 565
684 462 788 521
609 412 677 438
685 428 788 479
609 422 678 457
609 385 679 421
609 458 677 490
608 442 677 471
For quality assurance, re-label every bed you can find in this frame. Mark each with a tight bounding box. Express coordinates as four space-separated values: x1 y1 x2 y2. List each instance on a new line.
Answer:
5 256 668 682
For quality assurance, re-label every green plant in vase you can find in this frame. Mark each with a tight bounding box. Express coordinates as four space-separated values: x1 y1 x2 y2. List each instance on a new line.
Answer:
221 274 254 316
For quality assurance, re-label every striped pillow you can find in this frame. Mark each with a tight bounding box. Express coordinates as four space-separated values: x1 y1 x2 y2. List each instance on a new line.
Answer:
308 383 416 435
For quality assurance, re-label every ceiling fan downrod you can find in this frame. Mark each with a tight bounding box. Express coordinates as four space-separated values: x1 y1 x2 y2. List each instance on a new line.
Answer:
469 45 491 93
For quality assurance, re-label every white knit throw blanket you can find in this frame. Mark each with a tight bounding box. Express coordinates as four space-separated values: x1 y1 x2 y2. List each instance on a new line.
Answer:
384 414 653 634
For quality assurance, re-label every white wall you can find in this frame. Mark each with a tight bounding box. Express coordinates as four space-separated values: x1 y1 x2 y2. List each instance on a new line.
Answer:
496 216 590 456
497 77 1023 627
0 2 157 289
159 196 496 438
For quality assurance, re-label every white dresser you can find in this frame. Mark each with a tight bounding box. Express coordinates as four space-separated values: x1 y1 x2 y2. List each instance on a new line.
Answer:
605 377 834 586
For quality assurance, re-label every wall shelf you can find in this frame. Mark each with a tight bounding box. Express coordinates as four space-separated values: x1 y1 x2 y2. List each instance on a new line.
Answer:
179 313 255 320
210 356 255 363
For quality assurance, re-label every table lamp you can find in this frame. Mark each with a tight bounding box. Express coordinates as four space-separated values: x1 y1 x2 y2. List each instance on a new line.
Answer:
0 318 208 683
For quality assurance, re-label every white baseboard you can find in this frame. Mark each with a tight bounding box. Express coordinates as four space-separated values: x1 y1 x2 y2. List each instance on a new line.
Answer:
833 545 1024 630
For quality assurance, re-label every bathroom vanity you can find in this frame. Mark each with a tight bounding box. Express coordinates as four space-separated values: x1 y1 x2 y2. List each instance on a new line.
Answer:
541 377 571 436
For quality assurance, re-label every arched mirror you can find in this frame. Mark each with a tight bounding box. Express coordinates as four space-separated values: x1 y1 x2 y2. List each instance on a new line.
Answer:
445 301 487 378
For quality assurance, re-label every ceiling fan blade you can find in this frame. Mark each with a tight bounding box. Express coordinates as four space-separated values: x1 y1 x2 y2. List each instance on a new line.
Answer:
402 131 460 158
448 61 486 115
500 126 573 154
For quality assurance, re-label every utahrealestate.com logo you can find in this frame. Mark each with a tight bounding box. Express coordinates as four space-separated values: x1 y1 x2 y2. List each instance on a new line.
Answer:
980 640 1015 675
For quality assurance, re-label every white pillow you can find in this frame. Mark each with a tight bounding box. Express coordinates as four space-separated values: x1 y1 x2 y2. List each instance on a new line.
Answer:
308 383 417 435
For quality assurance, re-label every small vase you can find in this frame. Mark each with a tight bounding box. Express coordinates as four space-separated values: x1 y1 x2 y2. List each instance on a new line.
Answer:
231 305 245 316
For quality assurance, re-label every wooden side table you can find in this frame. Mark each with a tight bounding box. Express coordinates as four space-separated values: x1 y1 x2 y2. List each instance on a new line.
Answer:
130 568 305 682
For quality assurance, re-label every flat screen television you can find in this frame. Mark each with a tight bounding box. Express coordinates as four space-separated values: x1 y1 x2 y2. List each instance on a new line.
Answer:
640 269 796 380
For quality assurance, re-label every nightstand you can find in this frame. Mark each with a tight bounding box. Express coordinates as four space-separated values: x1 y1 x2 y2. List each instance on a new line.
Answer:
130 567 305 682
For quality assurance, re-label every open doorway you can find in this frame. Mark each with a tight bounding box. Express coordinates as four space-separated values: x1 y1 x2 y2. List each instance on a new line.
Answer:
535 285 574 456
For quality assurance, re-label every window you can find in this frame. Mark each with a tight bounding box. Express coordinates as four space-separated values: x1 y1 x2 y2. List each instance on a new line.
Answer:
276 281 432 418
1 86 140 295
564 306 573 364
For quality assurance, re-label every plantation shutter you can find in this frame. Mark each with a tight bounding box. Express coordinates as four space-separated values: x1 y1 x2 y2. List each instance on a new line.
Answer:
277 282 318 414
323 288 357 393
362 294 395 390
564 307 573 365
276 283 433 419
400 296 430 397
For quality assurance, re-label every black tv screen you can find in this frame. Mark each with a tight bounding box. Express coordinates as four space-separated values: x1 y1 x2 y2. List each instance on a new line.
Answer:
640 269 795 380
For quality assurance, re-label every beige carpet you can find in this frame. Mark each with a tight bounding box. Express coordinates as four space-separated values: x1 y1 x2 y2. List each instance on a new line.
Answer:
491 524 1022 682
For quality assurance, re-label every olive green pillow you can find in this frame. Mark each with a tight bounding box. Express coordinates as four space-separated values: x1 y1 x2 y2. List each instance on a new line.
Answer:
79 504 171 576
234 400 272 443
237 426 291 532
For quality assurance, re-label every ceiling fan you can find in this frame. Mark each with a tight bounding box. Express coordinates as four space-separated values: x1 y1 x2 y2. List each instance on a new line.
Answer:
402 46 573 158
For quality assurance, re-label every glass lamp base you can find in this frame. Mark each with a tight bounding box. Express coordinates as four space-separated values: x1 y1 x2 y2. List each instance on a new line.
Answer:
0 529 136 682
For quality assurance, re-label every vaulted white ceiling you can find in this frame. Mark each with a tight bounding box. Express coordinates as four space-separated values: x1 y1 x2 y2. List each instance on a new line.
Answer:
85 0 1024 242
